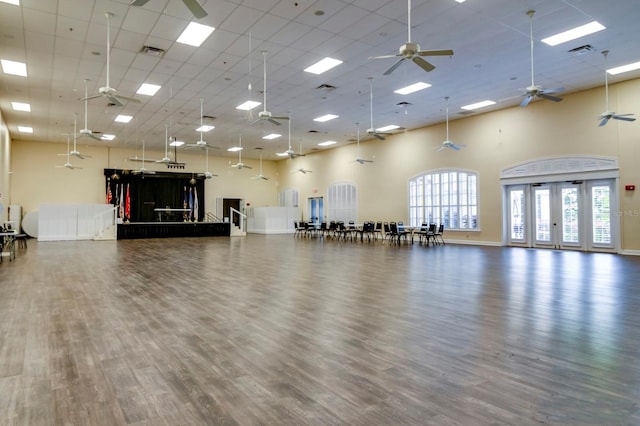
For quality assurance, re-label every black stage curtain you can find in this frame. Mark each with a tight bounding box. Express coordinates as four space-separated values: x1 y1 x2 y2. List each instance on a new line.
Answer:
104 169 205 223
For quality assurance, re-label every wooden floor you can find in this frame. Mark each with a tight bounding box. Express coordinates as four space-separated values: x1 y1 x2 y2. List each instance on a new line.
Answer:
1 235 640 425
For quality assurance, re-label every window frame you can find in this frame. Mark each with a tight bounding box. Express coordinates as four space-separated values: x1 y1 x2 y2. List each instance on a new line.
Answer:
409 169 479 230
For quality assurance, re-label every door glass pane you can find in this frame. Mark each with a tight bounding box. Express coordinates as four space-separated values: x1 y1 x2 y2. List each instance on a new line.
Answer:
562 187 579 243
592 185 611 245
510 189 525 240
535 188 550 242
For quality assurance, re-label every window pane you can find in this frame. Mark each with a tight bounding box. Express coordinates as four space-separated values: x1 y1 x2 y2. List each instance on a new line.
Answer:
592 185 611 245
510 189 525 240
562 187 579 243
409 169 478 231
535 188 551 242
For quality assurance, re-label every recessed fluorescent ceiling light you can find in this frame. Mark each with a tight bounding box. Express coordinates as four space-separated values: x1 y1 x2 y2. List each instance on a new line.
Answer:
136 83 161 96
18 126 33 133
1 59 27 76
169 140 184 146
11 102 30 112
318 141 337 146
176 22 215 47
454 0 466 3
101 134 116 141
541 21 605 46
304 57 343 75
276 152 289 157
0 0 20 5
114 114 133 123
262 133 281 140
394 82 431 95
313 114 339 122
376 125 400 132
196 125 215 132
461 100 496 110
607 61 640 75
236 100 261 110
227 146 242 152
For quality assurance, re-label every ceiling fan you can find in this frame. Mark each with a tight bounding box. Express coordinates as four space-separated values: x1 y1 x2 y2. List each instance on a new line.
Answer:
69 114 92 159
598 50 636 126
437 97 465 151
131 138 156 175
251 153 270 180
197 147 218 179
369 0 453 75
353 126 373 164
155 123 173 164
251 51 289 126
56 135 83 170
186 98 219 150
230 135 252 170
293 167 312 174
83 13 141 107
77 79 102 141
129 0 207 19
520 10 564 107
283 119 304 159
367 78 390 140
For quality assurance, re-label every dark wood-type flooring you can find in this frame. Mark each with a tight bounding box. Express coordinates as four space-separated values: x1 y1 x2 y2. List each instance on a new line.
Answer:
1 235 640 425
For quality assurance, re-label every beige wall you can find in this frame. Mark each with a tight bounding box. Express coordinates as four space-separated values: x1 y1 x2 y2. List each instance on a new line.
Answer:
10 142 280 216
8 78 640 251
275 78 640 251
0 109 10 221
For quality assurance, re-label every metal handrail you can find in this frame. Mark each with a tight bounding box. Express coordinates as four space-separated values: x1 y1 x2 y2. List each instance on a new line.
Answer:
230 207 247 233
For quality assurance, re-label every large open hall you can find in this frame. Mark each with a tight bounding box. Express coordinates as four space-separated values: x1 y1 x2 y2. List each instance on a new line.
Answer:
2 0 640 424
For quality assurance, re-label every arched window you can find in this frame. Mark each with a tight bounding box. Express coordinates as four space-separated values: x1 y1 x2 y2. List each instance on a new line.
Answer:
327 182 357 223
279 188 299 207
409 169 478 229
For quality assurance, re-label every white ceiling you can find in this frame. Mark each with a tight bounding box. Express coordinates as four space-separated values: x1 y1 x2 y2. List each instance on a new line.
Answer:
1 0 639 159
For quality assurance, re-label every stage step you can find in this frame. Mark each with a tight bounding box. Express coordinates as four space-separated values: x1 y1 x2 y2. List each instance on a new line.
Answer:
94 225 117 241
230 225 246 237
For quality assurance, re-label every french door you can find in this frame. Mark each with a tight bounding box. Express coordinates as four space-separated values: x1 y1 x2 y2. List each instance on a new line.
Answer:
308 197 324 223
506 180 615 251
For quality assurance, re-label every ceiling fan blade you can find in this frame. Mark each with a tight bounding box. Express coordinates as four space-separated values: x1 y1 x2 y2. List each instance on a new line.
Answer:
417 49 454 57
81 94 102 101
372 133 386 141
436 146 446 152
106 95 124 107
267 118 282 126
129 0 150 6
412 56 435 73
383 58 405 75
369 54 401 60
520 95 533 107
598 116 610 127
271 116 290 120
115 94 142 103
541 87 565 94
182 0 208 18
87 133 102 141
538 93 563 102
613 114 636 122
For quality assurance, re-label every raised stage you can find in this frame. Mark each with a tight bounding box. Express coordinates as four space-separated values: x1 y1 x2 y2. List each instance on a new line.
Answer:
117 222 231 240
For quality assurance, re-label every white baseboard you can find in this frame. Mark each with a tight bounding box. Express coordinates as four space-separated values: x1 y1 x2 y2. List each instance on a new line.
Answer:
444 239 502 247
619 249 640 256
